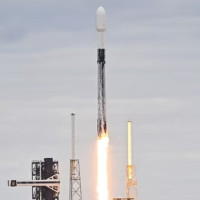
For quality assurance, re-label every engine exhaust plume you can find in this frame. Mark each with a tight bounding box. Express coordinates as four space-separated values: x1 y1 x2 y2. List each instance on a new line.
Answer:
97 134 109 200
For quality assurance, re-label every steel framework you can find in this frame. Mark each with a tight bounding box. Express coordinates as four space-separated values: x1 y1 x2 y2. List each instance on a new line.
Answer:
9 158 60 200
69 159 82 200
126 121 138 200
126 165 137 199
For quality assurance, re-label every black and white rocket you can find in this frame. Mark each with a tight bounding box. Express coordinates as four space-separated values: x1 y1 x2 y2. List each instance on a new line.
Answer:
96 7 107 138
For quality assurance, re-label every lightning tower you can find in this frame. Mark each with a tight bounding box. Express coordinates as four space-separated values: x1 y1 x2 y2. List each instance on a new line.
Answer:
69 113 82 200
126 121 138 200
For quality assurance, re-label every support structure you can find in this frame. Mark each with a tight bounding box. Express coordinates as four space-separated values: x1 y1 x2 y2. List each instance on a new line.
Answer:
126 121 138 200
69 159 82 200
69 113 82 200
9 158 60 200
71 113 75 159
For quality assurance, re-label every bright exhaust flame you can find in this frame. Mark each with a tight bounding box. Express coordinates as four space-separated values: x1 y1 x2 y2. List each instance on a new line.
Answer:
97 133 109 200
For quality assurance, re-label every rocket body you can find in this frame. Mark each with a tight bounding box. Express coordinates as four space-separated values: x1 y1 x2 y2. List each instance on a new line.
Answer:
97 48 107 137
96 7 107 137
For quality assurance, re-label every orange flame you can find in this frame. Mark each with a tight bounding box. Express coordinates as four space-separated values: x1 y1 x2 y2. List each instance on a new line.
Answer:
97 133 109 200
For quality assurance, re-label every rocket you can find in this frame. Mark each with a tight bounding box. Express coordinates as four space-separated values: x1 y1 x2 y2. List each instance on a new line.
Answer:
96 6 107 137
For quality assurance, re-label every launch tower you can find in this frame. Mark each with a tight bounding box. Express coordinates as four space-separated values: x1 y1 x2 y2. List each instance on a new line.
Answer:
126 121 137 200
9 158 60 200
69 113 82 200
113 121 138 200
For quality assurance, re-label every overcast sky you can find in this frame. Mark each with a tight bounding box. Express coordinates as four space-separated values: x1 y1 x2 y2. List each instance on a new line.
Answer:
0 0 200 200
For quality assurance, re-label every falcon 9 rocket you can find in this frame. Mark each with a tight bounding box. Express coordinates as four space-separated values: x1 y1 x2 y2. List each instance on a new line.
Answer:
96 6 107 138
96 7 109 200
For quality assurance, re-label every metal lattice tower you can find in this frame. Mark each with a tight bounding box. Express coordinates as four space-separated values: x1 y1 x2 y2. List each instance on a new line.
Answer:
69 114 82 200
69 159 82 200
126 121 138 200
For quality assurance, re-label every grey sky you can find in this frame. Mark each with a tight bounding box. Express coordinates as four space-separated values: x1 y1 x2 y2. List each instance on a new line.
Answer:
0 0 200 200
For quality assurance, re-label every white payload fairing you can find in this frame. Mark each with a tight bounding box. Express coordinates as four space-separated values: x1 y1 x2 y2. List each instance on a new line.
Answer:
96 6 107 138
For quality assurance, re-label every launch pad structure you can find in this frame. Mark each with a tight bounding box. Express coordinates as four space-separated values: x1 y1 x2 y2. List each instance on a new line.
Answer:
126 121 137 200
7 114 83 200
9 158 60 200
113 121 138 200
69 113 82 200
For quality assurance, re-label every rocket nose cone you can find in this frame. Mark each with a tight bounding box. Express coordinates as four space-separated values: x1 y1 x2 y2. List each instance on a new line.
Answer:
96 6 106 32
97 6 106 16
